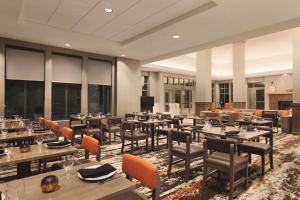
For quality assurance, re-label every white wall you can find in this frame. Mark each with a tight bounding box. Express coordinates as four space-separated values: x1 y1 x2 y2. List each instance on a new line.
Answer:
116 58 141 116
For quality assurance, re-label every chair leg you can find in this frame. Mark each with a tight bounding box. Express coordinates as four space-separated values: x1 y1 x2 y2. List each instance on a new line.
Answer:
121 139 125 153
185 158 190 180
145 138 149 152
167 154 173 177
131 140 134 152
245 165 248 188
156 133 159 147
261 155 265 176
269 151 274 169
248 153 252 163
229 172 234 200
109 133 111 144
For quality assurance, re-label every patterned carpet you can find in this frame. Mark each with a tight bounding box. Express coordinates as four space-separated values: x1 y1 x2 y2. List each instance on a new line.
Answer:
1 130 300 200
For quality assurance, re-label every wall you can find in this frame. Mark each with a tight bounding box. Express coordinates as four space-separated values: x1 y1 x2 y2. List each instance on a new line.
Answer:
264 74 293 109
0 37 114 119
116 58 141 116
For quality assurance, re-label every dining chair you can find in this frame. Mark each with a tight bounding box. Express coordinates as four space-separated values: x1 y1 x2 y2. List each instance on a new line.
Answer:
61 127 74 145
82 135 101 161
202 137 248 200
86 118 102 142
125 113 136 121
38 117 45 128
121 122 149 153
109 154 160 200
167 130 203 180
107 117 122 143
156 118 180 147
262 110 278 132
237 127 274 176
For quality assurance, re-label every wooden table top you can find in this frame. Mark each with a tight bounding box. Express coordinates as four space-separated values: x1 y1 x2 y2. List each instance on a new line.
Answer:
0 162 136 200
235 119 273 125
200 126 270 141
0 131 53 143
0 144 78 166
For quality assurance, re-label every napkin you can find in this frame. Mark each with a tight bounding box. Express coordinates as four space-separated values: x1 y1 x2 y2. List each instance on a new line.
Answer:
78 164 116 179
47 140 70 147
225 130 240 135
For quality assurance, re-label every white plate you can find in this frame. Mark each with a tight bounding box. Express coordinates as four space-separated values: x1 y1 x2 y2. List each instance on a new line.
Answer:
77 164 116 181
0 149 8 157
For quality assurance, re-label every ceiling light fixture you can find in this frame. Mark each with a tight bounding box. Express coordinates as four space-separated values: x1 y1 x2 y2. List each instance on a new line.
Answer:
172 35 180 39
104 8 113 13
64 43 71 47
121 54 126 57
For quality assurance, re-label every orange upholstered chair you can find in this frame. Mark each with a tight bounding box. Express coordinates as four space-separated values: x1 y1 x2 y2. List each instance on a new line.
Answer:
122 154 160 200
38 117 45 128
61 127 74 145
233 108 241 112
82 136 101 161
224 103 233 110
255 110 263 117
44 119 51 129
281 110 289 117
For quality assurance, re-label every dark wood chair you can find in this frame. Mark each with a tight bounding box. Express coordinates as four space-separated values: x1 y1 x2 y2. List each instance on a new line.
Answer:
262 110 278 131
167 130 203 180
125 113 135 121
86 118 103 143
107 117 122 143
202 137 249 200
121 122 149 153
156 118 180 148
237 127 274 176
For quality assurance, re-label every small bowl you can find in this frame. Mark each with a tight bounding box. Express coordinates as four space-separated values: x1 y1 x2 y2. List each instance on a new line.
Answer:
19 144 31 153
41 175 60 193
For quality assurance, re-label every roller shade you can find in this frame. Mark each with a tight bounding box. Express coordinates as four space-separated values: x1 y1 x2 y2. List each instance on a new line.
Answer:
52 54 82 84
88 59 112 85
6 47 45 81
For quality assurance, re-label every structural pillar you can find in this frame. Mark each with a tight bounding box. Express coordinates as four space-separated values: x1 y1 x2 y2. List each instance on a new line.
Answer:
292 28 300 134
44 48 52 119
81 56 88 115
195 49 212 115
232 42 247 108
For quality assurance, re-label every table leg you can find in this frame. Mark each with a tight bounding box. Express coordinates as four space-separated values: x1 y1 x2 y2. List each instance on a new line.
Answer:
151 124 159 151
17 161 31 178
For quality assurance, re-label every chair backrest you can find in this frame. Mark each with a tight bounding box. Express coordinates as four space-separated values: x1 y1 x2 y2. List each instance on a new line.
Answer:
122 121 135 131
170 130 191 143
255 109 263 117
257 126 274 147
228 112 244 124
125 113 135 121
38 117 45 127
44 119 51 129
262 111 278 125
87 118 101 129
82 135 100 161
205 137 236 154
49 121 59 133
161 114 171 119
122 154 160 200
61 127 74 140
108 117 122 126
224 103 233 110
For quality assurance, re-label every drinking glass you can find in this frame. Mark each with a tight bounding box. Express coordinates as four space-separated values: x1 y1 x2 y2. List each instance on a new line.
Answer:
62 155 74 178
233 122 240 130
1 127 7 137
36 135 44 151
27 123 33 135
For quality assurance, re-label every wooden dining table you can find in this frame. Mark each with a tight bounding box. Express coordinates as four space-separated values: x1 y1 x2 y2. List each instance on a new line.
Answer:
235 119 273 127
0 144 78 178
0 161 136 200
200 126 270 141
0 130 53 144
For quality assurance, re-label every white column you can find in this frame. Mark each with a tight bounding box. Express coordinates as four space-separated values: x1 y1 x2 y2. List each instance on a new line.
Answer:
232 42 247 108
195 49 212 102
0 41 4 116
81 56 88 115
215 82 220 105
44 48 52 119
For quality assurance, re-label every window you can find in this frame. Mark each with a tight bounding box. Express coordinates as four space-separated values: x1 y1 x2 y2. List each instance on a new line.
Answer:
142 76 149 96
174 78 179 85
5 80 44 120
219 83 231 108
88 85 111 114
52 83 81 120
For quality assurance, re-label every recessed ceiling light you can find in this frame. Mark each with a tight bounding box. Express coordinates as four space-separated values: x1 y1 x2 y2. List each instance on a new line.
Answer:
64 43 71 47
172 35 180 39
121 54 126 57
104 8 113 13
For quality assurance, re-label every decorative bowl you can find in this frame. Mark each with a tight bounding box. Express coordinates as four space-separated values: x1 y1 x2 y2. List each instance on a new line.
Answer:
41 175 60 193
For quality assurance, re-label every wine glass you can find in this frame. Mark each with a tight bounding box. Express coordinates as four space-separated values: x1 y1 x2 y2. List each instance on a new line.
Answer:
62 155 74 178
27 123 33 135
233 122 240 130
36 135 44 151
1 127 7 137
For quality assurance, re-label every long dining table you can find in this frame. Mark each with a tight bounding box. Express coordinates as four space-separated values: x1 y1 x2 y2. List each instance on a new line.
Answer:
0 130 53 144
0 144 78 178
0 161 136 200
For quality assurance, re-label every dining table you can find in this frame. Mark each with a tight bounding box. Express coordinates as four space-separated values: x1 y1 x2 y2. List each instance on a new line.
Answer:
200 126 270 141
235 119 273 127
0 161 136 200
185 116 204 126
0 144 78 178
0 130 53 144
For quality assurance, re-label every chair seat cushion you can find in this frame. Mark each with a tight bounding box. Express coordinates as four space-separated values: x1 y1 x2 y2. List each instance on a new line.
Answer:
110 126 121 132
172 143 203 157
207 152 248 172
238 141 271 154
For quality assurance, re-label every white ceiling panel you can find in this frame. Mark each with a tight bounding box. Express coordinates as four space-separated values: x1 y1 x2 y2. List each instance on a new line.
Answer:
48 0 100 29
72 0 140 34
111 0 211 42
93 0 180 39
19 0 61 24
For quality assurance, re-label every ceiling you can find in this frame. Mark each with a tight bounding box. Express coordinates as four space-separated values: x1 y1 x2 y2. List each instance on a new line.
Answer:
150 29 294 76
0 0 300 61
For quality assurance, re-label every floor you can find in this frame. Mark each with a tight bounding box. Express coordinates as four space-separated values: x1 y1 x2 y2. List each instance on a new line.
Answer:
1 130 299 200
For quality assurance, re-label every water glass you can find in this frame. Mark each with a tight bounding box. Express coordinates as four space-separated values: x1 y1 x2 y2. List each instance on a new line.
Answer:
36 135 44 151
1 127 8 137
27 123 33 134
62 155 74 177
